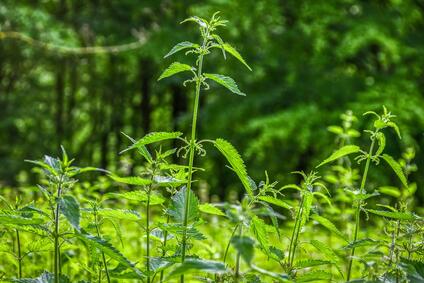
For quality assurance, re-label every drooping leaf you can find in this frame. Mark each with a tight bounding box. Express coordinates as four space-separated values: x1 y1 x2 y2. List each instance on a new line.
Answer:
343 238 382 249
59 195 80 230
309 240 343 276
231 236 255 265
180 16 208 28
108 175 152 186
295 259 332 269
317 145 360 168
106 191 165 205
375 132 386 156
204 73 245 96
214 139 253 197
311 214 347 242
212 43 252 71
251 215 270 255
97 208 141 221
378 186 401 198
387 122 401 139
381 154 408 188
121 132 152 162
164 41 199 58
158 62 192 81
258 196 292 210
367 209 418 221
121 132 183 154
167 258 227 278
0 214 44 225
167 187 199 223
198 203 225 216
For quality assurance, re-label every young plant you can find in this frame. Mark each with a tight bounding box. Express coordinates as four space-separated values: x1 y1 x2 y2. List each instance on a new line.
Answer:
158 12 251 282
317 106 407 280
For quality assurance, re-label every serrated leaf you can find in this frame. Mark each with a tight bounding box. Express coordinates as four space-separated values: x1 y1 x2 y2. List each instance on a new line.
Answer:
164 41 199 58
121 132 183 154
295 259 332 269
13 271 70 283
180 16 208 28
77 231 142 276
296 270 332 282
59 195 80 230
167 258 227 278
317 145 360 167
309 240 342 276
109 175 152 186
251 215 270 255
204 73 245 96
299 191 313 229
214 139 252 197
106 191 165 205
97 208 141 221
258 196 292 210
158 62 192 81
343 238 382 249
212 43 252 71
167 187 199 223
367 209 418 221
381 154 408 188
251 265 289 282
311 214 347 242
231 236 255 265
0 214 44 225
153 175 186 187
198 203 225 216
121 132 152 162
160 223 205 240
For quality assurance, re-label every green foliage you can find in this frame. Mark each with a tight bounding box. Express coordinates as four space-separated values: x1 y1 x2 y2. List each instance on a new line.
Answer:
317 145 360 168
204 73 245 96
59 195 80 230
157 62 193 81
167 186 199 223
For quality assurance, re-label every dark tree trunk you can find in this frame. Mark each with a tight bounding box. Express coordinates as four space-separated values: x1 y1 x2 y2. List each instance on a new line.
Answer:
139 58 153 135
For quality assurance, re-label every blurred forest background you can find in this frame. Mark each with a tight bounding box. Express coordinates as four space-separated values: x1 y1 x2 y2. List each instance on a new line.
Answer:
0 0 423 203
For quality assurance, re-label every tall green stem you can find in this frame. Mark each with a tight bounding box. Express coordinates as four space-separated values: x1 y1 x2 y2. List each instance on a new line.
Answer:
94 210 110 283
235 225 243 281
146 187 151 283
346 138 375 281
288 194 305 267
159 215 171 283
16 229 22 278
180 35 208 283
54 183 62 283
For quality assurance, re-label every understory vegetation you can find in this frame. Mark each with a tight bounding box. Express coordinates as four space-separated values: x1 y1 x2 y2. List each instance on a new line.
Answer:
0 13 423 283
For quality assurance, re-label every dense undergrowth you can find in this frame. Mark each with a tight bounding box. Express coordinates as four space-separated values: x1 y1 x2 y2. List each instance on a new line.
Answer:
0 13 423 283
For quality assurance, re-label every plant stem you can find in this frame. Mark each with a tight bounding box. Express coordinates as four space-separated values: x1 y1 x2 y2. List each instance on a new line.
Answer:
146 187 151 283
94 210 110 283
54 183 62 283
16 229 22 278
235 225 243 281
223 223 240 264
159 214 171 283
180 34 208 283
288 194 305 268
346 138 375 281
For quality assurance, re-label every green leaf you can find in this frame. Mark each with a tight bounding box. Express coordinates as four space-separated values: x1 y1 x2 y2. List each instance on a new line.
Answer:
198 203 225 216
295 259 332 269
167 187 199 223
109 175 152 186
59 195 80 230
180 16 208 28
251 265 289 282
164 41 199 58
0 214 44 225
343 238 382 249
311 214 347 242
367 209 418 221
214 139 253 197
381 154 408 188
153 175 186 187
121 132 183 154
97 208 141 221
231 236 255 265
258 196 292 210
309 240 344 277
299 191 313 229
375 132 386 156
204 73 245 96
158 62 192 81
121 132 152 162
387 121 401 139
77 231 142 276
13 271 70 283
378 186 401 198
251 215 270 255
317 145 360 167
167 258 227 278
296 270 332 282
106 191 165 205
212 43 252 71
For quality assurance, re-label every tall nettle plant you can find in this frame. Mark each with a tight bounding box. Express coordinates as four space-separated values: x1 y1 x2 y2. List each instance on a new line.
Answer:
158 12 251 282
